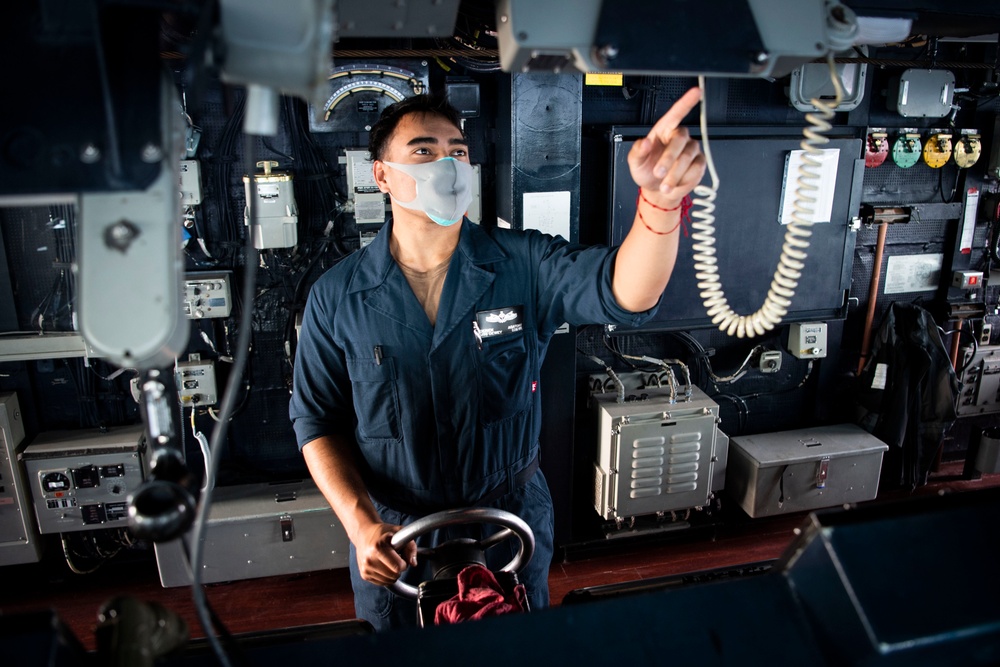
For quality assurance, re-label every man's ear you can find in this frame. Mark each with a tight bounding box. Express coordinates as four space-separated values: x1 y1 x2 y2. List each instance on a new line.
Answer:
373 161 389 194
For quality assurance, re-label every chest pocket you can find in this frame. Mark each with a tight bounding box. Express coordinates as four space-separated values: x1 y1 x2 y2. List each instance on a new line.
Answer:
347 357 401 442
476 332 533 425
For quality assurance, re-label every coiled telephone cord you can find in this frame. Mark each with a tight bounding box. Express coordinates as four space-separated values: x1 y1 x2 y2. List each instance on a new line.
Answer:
689 54 843 338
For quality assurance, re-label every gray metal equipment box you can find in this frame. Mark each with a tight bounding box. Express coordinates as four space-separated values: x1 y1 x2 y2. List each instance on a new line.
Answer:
593 386 728 523
154 480 350 587
0 392 42 565
887 68 956 118
727 424 888 518
21 425 146 534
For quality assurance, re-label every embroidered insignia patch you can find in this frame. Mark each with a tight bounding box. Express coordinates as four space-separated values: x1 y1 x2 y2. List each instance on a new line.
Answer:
475 306 524 338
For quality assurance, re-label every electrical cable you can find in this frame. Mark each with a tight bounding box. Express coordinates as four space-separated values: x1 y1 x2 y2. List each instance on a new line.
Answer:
711 392 749 432
190 407 212 494
739 359 815 401
939 166 963 204
581 352 625 403
689 55 843 338
643 369 678 402
706 345 764 384
667 331 711 386
32 206 77 333
616 352 694 401
188 128 261 667
61 534 102 575
943 324 979 374
60 532 122 575
179 541 253 667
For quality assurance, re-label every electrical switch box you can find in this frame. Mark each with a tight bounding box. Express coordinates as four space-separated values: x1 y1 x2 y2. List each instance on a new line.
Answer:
20 425 146 534
952 270 984 290
788 47 868 112
175 355 218 406
592 385 727 523
760 350 783 373
887 69 955 118
243 161 298 249
788 322 828 359
183 271 232 319
957 344 1000 416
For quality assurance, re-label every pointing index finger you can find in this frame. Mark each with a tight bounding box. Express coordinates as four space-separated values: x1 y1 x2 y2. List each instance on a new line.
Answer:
649 87 702 142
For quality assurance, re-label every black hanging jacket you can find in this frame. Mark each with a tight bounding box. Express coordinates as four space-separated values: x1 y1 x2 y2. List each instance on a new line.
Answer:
855 302 961 489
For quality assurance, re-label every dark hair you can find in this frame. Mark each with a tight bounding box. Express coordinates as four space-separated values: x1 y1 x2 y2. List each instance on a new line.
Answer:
367 93 464 162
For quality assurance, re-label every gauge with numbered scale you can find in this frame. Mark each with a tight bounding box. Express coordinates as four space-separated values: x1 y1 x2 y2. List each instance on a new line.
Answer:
308 61 430 133
891 132 922 169
922 132 953 169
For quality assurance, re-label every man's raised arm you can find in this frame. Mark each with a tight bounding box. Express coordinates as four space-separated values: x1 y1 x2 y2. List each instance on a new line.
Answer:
612 87 707 313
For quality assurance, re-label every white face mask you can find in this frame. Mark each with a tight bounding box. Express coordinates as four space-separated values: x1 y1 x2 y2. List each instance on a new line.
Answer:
382 157 474 227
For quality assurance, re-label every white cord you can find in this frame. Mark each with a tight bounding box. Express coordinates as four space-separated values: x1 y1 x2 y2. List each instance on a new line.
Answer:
690 55 844 338
709 345 764 384
190 407 212 494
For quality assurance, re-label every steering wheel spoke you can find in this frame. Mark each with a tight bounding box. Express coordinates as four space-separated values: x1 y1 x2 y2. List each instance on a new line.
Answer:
387 508 535 599
478 527 515 551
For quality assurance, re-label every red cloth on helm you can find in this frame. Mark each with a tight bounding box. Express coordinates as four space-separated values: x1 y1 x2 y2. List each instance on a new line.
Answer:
434 564 527 625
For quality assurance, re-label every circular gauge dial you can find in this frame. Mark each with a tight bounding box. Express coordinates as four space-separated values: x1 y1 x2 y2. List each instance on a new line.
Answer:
41 471 71 493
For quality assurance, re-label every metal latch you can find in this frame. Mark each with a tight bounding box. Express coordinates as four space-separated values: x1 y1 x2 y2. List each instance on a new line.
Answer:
280 515 294 542
816 457 830 489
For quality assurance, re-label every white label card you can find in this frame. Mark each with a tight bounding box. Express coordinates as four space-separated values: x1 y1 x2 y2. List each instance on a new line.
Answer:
779 149 840 225
523 191 571 240
871 363 888 390
884 254 943 295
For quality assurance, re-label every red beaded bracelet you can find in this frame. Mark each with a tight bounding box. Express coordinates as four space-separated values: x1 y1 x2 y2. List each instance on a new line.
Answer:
635 189 692 236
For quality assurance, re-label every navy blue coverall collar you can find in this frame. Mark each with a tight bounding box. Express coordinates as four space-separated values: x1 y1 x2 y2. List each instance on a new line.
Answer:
345 219 510 353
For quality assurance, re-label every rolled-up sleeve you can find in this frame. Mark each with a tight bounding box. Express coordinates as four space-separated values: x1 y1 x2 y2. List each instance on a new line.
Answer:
288 279 356 450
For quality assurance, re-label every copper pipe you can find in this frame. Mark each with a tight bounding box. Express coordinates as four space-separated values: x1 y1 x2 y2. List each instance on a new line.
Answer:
857 223 889 376
950 318 965 371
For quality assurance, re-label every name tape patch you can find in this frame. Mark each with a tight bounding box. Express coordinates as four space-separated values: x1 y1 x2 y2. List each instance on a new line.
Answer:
476 306 524 338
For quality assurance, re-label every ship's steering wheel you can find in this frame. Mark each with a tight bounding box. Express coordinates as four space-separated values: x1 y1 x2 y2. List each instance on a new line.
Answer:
387 507 535 599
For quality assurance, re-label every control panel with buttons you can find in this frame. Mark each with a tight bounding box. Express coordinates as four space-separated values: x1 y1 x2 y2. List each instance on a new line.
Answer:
20 425 145 534
183 272 232 319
